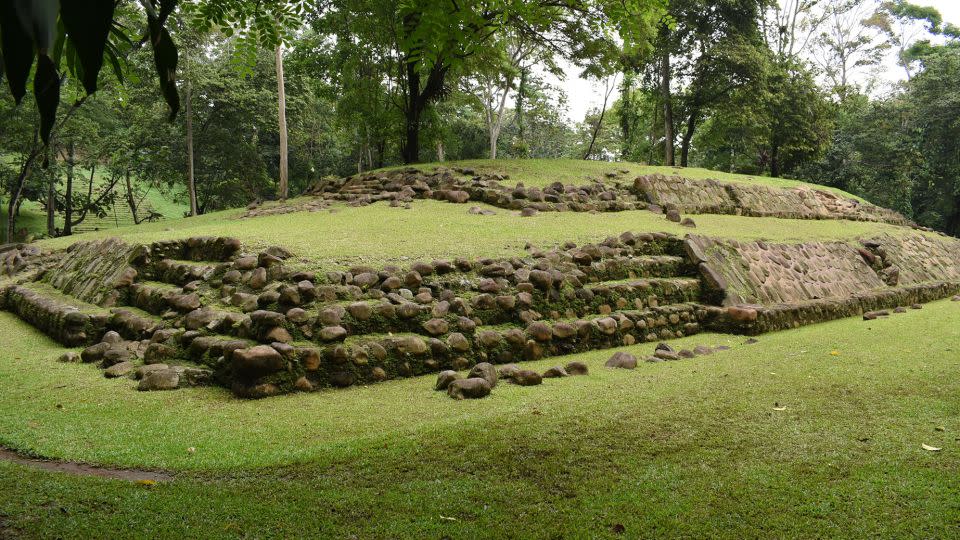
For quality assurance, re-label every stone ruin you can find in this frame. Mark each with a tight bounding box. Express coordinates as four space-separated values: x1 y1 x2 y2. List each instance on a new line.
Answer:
0 168 957 399
259 166 918 228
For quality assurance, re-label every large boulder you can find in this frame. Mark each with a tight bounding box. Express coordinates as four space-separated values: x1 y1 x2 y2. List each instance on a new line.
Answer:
447 378 492 400
564 361 589 376
138 369 180 391
467 362 498 388
232 345 286 378
434 370 462 391
605 351 637 369
511 370 542 386
104 361 134 378
543 366 568 378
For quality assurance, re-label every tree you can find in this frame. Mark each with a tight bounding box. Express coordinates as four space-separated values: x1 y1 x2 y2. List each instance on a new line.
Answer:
811 0 888 98
276 44 289 200
323 0 664 164
867 0 949 80
582 75 619 160
641 0 766 167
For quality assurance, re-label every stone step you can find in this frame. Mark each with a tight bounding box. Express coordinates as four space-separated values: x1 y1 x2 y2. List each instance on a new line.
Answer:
147 259 227 286
128 281 200 315
109 306 168 341
581 277 702 312
273 302 709 393
1 282 110 346
578 255 694 282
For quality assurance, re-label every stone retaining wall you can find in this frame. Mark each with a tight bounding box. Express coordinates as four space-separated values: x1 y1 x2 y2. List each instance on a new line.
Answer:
635 174 913 226
1 284 110 346
5 223 958 398
709 281 960 335
41 238 142 306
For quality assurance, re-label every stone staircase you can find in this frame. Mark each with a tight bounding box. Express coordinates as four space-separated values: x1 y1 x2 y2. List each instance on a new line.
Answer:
0 231 720 397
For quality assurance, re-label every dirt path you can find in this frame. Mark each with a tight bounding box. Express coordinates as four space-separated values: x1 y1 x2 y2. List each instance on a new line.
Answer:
0 447 174 483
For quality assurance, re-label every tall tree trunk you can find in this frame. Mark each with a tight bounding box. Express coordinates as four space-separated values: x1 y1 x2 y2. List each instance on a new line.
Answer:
661 48 674 166
436 140 445 162
46 169 56 237
64 140 74 236
6 131 40 243
124 169 139 224
679 110 698 167
584 76 616 160
516 68 526 144
275 44 289 201
403 105 421 164
185 80 198 216
403 58 422 164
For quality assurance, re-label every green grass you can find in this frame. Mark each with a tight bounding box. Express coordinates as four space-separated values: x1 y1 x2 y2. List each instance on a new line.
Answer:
1 300 959 537
37 200 925 269
401 158 863 199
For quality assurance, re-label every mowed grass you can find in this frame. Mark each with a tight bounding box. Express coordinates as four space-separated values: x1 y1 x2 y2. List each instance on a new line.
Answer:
1 301 959 537
401 158 863 199
37 199 922 269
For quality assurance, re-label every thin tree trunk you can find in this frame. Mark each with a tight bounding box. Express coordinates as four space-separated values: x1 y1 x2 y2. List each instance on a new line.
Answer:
584 76 616 160
649 95 659 165
679 110 698 167
661 47 674 166
487 78 511 160
6 131 40 243
46 169 56 237
64 140 74 236
275 44 289 201
185 80 198 216
124 169 139 224
436 140 445 162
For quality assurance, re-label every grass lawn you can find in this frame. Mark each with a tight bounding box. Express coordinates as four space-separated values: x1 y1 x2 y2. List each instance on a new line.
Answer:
1 299 959 537
37 199 924 270
399 158 864 200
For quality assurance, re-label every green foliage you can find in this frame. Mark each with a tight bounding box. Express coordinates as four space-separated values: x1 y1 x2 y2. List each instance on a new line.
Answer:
0 0 178 143
798 43 960 235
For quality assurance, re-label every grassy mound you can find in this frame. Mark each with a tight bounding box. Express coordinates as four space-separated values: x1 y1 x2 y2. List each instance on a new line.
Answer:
393 158 863 199
0 299 958 536
3 159 955 537
38 202 925 271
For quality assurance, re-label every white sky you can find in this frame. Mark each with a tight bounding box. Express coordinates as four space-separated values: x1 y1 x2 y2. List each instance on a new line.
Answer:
548 0 960 122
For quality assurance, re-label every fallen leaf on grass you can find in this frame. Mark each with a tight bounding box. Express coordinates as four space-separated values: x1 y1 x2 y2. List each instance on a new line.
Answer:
773 406 787 411
829 350 840 356
921 444 941 451
135 479 156 486
439 515 458 522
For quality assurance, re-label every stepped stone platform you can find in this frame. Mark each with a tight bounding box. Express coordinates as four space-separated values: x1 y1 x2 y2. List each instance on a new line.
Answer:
1 223 958 399
251 167 919 228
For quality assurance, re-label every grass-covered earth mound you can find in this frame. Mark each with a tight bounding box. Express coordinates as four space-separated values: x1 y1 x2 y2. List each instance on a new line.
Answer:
1 159 958 538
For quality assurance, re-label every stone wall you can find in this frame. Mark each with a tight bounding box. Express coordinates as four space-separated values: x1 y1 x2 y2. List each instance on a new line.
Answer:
865 233 960 285
634 174 913 226
1 283 110 346
685 236 887 306
708 282 960 335
5 222 958 398
41 238 142 306
686 232 960 334
688 232 960 307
